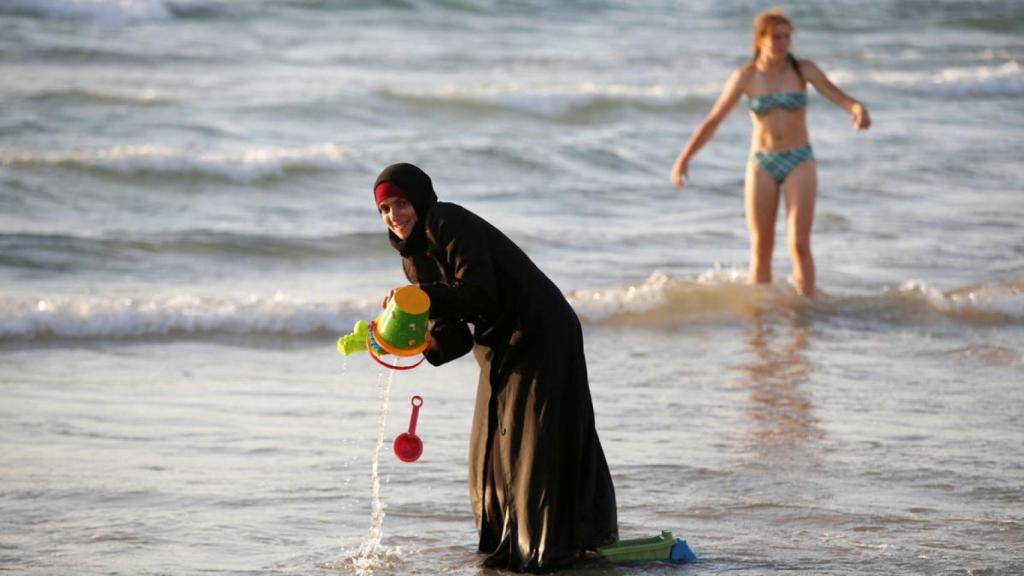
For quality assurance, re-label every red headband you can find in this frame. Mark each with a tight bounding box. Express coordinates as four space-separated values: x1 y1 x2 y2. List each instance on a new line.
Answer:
374 181 407 207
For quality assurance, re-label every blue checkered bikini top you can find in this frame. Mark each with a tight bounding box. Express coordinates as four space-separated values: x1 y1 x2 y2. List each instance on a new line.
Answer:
748 91 807 115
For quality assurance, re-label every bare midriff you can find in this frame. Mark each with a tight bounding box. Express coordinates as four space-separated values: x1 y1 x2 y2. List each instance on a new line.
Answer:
749 107 810 152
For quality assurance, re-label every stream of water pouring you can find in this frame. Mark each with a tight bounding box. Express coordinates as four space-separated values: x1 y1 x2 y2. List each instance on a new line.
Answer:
348 367 400 574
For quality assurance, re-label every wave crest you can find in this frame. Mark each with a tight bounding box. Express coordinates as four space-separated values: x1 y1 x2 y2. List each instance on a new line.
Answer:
4 275 1020 344
568 271 1024 327
0 0 218 22
380 81 717 118
0 293 373 341
0 143 350 183
897 280 1024 323
833 61 1024 98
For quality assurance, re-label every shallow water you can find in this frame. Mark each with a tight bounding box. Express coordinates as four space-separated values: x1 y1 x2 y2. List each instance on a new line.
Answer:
2 1 1023 574
3 310 1022 575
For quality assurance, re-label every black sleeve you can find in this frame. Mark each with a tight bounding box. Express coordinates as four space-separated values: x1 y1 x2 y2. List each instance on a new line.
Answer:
423 318 474 366
401 252 441 285
418 207 502 322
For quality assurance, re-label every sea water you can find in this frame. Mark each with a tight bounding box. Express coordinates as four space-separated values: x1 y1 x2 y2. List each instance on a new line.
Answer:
1 1 1023 574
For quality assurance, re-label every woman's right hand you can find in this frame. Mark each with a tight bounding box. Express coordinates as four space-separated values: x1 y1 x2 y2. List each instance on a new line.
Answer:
381 288 396 309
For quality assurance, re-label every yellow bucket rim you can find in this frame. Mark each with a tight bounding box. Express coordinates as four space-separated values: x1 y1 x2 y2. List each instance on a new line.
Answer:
392 285 430 315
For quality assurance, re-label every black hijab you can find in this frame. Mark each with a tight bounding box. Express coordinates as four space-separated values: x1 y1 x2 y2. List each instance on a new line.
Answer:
374 163 437 256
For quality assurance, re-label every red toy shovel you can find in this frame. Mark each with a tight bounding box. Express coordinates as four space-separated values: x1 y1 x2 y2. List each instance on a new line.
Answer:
393 395 423 463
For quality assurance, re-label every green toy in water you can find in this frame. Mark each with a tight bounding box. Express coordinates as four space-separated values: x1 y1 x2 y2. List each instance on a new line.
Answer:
597 531 699 564
337 285 431 370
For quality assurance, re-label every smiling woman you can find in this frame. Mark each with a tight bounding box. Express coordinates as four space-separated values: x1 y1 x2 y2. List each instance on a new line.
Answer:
369 162 618 572
375 183 418 241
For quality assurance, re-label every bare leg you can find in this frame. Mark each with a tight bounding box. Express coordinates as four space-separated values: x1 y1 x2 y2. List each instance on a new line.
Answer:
782 159 818 296
745 161 781 285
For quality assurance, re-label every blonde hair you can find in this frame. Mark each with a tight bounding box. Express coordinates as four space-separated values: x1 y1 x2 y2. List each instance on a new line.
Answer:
750 7 803 81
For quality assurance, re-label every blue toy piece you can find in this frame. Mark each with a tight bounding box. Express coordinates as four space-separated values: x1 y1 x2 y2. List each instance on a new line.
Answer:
670 538 699 563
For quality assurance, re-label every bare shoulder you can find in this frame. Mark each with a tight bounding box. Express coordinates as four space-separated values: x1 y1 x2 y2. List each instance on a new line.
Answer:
798 58 825 79
731 64 756 90
736 64 757 81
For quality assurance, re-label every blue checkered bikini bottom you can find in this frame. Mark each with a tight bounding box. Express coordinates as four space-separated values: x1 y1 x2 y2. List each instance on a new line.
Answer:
751 144 814 184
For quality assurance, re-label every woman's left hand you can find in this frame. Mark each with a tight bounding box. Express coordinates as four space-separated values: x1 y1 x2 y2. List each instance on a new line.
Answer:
851 103 871 131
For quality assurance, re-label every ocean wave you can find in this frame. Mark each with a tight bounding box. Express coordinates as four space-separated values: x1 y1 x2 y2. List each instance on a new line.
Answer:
897 280 1024 323
832 61 1024 98
0 0 579 24
380 82 718 118
0 293 374 341
0 230 390 273
884 1 1024 32
568 269 800 326
27 87 173 106
0 0 220 22
4 274 1020 344
568 270 1024 327
0 143 350 183
268 0 594 17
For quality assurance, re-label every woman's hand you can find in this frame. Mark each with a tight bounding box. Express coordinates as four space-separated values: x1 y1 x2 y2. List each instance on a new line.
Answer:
669 159 690 189
381 288 396 309
851 102 871 131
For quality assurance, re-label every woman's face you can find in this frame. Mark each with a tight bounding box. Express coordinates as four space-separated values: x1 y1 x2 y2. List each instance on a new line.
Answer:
759 24 791 59
379 196 417 239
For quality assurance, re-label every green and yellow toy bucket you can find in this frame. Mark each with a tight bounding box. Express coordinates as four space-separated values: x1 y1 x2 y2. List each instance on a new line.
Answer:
370 285 431 357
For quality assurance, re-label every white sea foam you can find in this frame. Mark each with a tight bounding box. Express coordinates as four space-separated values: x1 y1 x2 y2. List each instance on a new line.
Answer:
30 87 169 105
899 280 1024 322
567 267 790 325
384 80 720 116
433 81 712 100
5 277 1019 343
0 143 350 183
0 0 213 22
830 61 1024 97
0 293 373 340
567 271 1024 327
567 271 673 322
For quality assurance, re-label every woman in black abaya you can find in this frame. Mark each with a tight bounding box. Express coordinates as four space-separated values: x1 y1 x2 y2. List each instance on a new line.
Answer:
372 163 617 572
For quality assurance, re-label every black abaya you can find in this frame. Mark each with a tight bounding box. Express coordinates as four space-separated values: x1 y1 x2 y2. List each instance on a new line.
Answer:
395 200 618 572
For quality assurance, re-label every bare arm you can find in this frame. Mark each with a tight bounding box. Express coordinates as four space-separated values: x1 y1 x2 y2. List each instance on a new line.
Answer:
802 59 871 131
670 68 747 188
